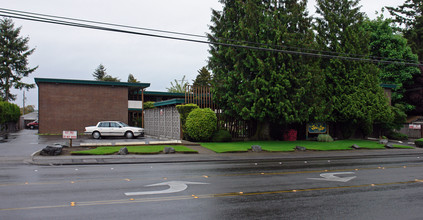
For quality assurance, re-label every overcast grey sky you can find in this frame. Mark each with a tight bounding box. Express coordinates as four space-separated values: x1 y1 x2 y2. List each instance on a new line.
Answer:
0 0 403 109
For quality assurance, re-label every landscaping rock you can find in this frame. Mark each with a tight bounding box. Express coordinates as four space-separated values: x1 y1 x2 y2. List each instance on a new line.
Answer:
295 146 307 151
163 147 175 154
40 145 63 156
118 147 129 155
385 143 394 149
379 139 388 145
251 145 262 152
351 144 360 149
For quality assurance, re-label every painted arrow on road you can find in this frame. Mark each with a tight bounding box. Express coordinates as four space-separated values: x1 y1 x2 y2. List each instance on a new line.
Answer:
308 172 356 182
124 181 209 196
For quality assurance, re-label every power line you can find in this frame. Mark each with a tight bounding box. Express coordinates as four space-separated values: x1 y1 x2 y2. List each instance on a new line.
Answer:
0 8 421 67
2 7 420 64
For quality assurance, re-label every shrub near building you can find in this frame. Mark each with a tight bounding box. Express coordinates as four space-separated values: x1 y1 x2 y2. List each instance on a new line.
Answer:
185 108 217 141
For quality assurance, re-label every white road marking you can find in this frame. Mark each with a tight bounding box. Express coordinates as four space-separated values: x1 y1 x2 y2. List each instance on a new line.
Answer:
124 181 209 196
308 172 356 182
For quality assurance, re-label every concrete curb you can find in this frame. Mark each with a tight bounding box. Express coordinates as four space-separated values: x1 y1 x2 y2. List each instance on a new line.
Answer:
29 148 423 166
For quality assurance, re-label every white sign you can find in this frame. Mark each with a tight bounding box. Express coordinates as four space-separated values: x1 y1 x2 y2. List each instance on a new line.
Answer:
125 181 209 196
409 124 421 130
308 172 356 182
63 131 77 139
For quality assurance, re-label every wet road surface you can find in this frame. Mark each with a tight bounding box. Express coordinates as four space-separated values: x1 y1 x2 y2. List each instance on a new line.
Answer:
1 155 423 219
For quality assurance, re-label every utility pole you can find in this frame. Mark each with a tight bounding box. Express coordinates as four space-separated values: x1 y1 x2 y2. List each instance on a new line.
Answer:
23 90 26 115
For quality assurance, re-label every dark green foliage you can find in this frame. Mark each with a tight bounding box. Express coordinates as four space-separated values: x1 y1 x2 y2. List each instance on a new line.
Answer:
193 67 212 87
127 74 140 83
414 138 423 148
176 104 199 139
208 0 326 139
386 0 423 60
212 129 232 142
0 101 20 125
176 104 199 127
317 134 334 142
93 64 120 82
314 0 394 138
185 108 217 141
387 131 408 141
0 18 37 101
93 64 107 80
364 18 420 112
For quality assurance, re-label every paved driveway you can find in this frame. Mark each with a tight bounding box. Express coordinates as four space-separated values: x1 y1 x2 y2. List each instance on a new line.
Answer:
0 129 168 158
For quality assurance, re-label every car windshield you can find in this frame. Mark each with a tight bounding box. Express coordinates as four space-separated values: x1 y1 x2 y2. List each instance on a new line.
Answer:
119 122 129 127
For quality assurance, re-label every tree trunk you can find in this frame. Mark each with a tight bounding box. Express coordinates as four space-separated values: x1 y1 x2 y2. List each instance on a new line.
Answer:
251 120 271 140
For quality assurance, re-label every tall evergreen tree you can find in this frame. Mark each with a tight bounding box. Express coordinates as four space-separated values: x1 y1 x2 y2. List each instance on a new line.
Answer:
127 74 140 83
93 64 107 80
386 0 423 60
193 67 212 87
314 0 393 137
209 0 325 139
364 18 420 112
0 18 37 102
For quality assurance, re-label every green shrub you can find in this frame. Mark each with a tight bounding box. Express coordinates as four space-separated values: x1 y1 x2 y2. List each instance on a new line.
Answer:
317 134 334 142
415 138 423 148
212 129 232 142
176 104 199 139
387 131 408 141
0 101 20 124
185 108 217 141
143 101 155 110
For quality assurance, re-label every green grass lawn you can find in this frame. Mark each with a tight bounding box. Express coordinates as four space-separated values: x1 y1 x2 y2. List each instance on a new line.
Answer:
71 145 198 155
200 140 414 153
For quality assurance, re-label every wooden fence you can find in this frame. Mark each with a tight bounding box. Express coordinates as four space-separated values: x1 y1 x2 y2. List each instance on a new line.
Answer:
185 86 254 139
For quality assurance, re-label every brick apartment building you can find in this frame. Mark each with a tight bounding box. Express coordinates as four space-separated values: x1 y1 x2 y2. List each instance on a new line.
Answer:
35 78 150 134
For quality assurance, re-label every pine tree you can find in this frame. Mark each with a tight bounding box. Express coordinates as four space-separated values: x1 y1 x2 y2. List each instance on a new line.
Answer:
314 0 393 137
0 18 37 101
93 64 107 80
127 74 140 83
386 0 423 60
208 0 324 139
193 67 212 87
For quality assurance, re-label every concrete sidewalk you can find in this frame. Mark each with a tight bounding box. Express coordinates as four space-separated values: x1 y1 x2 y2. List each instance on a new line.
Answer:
30 147 423 165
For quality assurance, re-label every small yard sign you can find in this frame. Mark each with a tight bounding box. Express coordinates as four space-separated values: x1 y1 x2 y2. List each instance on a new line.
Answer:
63 131 78 139
63 131 77 147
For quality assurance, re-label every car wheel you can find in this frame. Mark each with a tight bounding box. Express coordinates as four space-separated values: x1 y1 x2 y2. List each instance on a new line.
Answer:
125 131 134 139
92 131 101 139
30 125 34 129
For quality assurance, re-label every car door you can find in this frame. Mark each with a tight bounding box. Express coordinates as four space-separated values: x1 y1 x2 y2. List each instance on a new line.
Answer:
110 122 124 136
98 122 112 136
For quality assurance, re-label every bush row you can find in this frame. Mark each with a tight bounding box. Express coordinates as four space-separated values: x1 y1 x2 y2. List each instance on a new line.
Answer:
0 101 20 125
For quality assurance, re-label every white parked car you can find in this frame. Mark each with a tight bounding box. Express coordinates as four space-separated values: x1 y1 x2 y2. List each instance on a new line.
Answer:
84 121 144 139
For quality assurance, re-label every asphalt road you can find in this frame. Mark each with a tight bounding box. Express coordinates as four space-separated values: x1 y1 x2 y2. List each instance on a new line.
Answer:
1 155 423 220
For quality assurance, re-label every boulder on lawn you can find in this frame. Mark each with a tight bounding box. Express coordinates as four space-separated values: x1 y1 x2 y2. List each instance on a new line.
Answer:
295 146 307 151
379 139 388 145
251 145 262 152
385 143 394 149
351 144 360 149
163 147 175 154
40 145 63 156
118 147 129 155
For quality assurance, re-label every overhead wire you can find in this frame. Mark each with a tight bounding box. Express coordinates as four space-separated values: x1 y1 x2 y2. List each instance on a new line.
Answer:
0 7 421 67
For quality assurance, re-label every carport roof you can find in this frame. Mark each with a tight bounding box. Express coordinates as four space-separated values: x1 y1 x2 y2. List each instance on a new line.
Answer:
35 78 150 89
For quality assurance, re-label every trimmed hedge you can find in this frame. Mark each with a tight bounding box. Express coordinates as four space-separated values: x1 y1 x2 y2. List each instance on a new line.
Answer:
415 138 423 148
212 129 232 142
0 101 20 124
317 134 334 142
185 108 217 141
